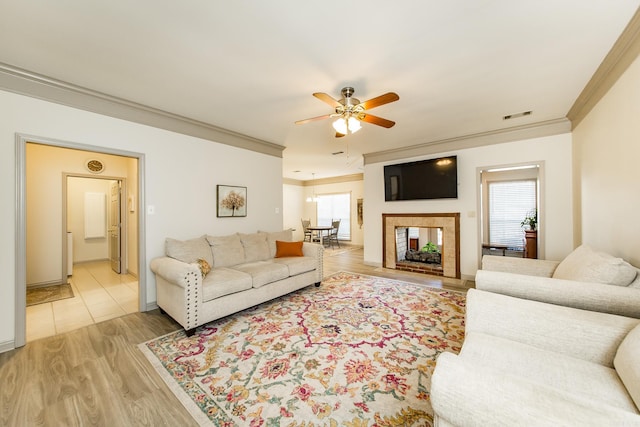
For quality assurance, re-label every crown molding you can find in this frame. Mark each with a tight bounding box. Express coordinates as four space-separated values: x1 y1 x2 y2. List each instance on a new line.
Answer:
303 173 364 186
0 63 285 158
283 178 303 186
284 173 364 186
363 118 570 165
567 7 640 128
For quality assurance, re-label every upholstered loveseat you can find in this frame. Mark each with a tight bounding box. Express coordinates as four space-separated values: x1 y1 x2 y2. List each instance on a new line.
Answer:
431 289 640 426
150 229 323 335
477 244 640 318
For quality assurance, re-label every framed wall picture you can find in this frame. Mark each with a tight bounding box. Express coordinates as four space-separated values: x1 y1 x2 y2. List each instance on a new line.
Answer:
217 185 247 217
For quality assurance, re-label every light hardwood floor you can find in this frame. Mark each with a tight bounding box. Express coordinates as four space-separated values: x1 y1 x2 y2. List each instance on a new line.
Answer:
3 245 471 426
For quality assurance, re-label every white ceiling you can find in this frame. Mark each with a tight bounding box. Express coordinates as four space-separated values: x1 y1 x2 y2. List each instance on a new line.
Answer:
1 1 639 180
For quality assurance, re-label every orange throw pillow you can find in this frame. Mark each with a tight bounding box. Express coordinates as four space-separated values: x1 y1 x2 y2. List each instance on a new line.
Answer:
275 240 304 258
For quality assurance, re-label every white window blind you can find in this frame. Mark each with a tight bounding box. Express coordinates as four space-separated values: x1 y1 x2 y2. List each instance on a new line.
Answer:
488 180 536 248
316 193 351 240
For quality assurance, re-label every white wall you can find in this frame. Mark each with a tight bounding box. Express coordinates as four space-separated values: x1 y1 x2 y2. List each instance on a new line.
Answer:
573 55 640 267
126 157 139 276
364 133 574 278
283 183 305 240
0 89 283 347
67 176 112 265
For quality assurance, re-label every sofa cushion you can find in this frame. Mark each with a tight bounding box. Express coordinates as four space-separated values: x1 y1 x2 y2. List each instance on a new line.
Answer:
614 324 640 409
628 269 640 289
461 331 639 413
207 233 245 268
165 235 213 266
233 261 289 288
239 232 271 262
552 245 637 287
275 240 304 258
202 267 253 302
260 229 293 258
273 256 317 276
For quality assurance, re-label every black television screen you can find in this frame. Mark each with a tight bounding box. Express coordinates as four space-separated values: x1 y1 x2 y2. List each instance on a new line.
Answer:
384 156 458 201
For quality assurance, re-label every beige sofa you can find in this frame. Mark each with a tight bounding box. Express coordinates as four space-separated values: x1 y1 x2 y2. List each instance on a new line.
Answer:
150 229 323 335
477 244 640 318
431 289 640 426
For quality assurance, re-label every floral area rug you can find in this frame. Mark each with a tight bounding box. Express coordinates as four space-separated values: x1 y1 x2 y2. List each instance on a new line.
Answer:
139 272 466 426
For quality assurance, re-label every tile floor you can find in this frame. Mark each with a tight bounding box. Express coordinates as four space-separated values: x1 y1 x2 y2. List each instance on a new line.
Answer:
26 260 139 342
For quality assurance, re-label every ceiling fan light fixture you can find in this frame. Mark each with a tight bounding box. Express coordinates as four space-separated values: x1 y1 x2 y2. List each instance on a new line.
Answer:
332 116 362 135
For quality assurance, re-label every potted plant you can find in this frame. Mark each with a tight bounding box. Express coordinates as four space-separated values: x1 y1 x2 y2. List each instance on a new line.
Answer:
520 209 538 231
421 241 440 253
419 241 441 264
521 209 538 258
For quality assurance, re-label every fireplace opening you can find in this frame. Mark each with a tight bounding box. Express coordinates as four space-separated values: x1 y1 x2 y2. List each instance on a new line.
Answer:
395 227 444 276
383 213 460 279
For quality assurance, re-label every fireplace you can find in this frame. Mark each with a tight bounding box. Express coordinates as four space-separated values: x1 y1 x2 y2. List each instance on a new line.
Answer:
383 213 460 279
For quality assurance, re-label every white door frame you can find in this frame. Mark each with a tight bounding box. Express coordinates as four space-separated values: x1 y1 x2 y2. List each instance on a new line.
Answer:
15 133 147 348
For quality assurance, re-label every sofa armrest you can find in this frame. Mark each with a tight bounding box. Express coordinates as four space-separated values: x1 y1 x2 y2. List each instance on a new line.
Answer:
431 352 640 427
482 255 559 277
302 242 324 283
476 270 640 318
150 256 200 288
302 241 323 258
465 289 640 367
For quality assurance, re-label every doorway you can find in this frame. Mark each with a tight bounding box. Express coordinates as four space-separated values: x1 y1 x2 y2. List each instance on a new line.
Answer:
65 176 126 275
477 162 545 267
15 134 146 347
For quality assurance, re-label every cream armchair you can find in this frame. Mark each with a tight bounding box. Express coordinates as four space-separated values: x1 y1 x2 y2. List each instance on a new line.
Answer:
431 289 640 426
476 245 640 318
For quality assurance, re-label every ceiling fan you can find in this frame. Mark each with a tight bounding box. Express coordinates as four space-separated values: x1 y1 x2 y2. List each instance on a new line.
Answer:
295 87 399 137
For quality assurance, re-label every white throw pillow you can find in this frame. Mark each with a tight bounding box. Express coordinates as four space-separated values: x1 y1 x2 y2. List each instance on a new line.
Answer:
239 232 271 262
552 244 637 287
207 233 246 268
628 268 640 289
165 235 213 266
614 323 640 409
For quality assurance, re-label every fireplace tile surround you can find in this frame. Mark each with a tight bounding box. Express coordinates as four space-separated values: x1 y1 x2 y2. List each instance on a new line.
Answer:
383 213 461 279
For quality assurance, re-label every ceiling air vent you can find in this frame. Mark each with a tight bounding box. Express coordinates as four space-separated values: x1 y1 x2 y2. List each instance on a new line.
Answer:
503 111 532 120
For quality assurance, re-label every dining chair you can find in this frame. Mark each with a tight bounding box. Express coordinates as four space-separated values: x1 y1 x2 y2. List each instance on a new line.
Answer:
328 219 341 249
301 219 313 242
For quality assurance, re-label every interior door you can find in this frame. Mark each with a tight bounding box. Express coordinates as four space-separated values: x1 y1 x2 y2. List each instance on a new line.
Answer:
109 180 122 273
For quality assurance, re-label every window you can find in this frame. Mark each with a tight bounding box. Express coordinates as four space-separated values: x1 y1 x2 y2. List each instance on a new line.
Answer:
316 193 351 240
488 179 537 248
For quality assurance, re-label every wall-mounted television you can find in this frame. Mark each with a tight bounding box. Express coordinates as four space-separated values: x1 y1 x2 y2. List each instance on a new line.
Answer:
384 155 458 201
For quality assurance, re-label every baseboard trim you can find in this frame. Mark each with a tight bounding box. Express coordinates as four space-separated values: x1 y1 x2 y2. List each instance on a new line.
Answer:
461 274 476 282
363 261 383 268
0 339 15 354
145 302 159 312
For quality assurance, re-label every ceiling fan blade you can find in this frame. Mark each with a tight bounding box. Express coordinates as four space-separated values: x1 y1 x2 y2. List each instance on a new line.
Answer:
313 92 342 108
295 114 332 125
360 113 396 128
335 132 345 138
359 92 399 110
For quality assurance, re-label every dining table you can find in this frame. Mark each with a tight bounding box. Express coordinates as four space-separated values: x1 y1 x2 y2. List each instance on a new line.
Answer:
306 225 333 246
